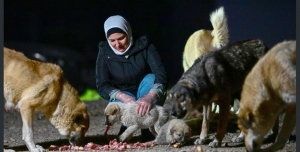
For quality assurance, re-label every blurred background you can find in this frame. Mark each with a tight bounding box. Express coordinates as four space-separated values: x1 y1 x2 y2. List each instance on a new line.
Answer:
4 0 295 98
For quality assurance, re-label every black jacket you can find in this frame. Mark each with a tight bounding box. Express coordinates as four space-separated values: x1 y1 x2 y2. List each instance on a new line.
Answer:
96 36 168 100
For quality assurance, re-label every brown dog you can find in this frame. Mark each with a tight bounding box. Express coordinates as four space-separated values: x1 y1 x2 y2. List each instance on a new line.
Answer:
238 40 296 152
4 47 90 151
166 39 269 148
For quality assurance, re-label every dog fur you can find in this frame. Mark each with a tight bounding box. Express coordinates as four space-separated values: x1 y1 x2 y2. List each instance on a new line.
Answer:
183 6 229 72
238 40 296 152
4 47 90 152
173 6 229 119
154 117 192 145
167 39 269 148
104 102 169 142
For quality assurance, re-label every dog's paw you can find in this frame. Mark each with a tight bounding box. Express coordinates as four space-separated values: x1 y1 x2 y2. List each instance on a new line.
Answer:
231 136 244 143
31 145 46 152
118 134 127 142
169 139 177 145
4 149 16 152
194 138 209 145
208 141 221 148
119 133 132 143
166 136 176 144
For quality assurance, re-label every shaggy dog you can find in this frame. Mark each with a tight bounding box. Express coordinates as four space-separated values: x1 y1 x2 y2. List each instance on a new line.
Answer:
154 117 192 145
167 39 269 148
104 102 169 142
4 47 90 152
238 40 296 152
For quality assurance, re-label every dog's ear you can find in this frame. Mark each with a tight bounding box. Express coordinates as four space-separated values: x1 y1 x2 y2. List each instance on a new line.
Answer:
111 104 120 115
238 111 253 130
170 129 174 135
112 108 118 115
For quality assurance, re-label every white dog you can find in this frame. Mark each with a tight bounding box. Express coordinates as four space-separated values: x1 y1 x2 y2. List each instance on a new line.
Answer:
104 102 169 142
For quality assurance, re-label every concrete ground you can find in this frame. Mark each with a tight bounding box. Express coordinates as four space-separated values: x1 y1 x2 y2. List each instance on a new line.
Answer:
4 100 296 152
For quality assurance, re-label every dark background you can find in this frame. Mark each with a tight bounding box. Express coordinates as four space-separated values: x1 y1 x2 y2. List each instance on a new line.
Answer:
4 0 296 90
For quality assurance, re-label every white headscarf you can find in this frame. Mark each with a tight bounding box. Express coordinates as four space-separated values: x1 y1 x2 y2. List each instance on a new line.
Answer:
104 15 133 55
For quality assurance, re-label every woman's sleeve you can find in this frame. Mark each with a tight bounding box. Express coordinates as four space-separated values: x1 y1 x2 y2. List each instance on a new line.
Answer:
146 44 168 100
95 43 117 100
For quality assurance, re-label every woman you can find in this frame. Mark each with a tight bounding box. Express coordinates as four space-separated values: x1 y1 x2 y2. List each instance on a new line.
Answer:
95 15 168 141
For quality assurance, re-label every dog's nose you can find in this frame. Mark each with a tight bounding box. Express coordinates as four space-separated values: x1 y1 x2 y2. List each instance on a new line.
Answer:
104 118 110 126
104 116 113 126
69 132 84 146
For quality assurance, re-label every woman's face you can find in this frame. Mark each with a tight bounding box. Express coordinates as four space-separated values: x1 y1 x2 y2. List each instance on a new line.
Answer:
108 33 129 52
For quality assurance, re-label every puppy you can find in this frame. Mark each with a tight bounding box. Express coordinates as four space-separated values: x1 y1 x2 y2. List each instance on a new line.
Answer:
238 40 296 152
4 47 90 152
154 117 192 145
167 39 269 148
104 102 169 142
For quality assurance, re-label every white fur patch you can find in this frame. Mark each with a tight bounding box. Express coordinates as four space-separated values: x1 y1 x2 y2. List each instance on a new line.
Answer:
281 93 296 104
4 99 19 112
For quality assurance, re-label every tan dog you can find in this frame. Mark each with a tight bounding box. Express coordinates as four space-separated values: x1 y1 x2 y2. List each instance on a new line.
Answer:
183 6 229 71
4 47 90 152
104 102 169 142
154 117 192 145
238 40 296 152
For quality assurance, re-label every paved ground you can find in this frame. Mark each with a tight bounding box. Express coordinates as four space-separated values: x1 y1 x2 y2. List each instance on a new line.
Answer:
4 100 296 152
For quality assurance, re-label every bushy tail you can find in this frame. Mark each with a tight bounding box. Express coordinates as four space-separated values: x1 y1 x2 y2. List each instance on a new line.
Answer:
210 6 229 50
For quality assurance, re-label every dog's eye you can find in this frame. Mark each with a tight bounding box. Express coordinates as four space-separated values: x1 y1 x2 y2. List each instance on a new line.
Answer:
73 114 83 123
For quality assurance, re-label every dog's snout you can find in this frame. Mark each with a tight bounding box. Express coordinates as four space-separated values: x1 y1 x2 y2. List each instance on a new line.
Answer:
176 133 182 137
104 116 110 126
69 131 84 146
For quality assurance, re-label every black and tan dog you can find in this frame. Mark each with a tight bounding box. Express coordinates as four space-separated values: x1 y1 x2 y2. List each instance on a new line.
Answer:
238 40 296 152
4 47 90 152
166 39 269 148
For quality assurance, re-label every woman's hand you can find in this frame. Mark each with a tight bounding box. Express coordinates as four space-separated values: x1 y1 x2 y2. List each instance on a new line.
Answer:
116 91 135 103
136 91 158 116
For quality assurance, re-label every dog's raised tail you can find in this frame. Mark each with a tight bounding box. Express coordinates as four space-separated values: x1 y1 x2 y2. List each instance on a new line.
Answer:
210 6 229 50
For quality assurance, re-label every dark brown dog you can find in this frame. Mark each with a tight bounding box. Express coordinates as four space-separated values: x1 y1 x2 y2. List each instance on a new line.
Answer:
166 39 269 148
238 40 296 152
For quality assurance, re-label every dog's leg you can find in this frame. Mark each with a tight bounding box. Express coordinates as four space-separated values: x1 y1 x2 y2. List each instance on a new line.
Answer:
149 126 157 137
166 128 176 144
194 104 210 145
119 125 140 142
264 116 279 143
210 102 216 120
209 98 230 148
182 110 193 120
19 104 45 152
262 104 296 152
231 131 245 143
